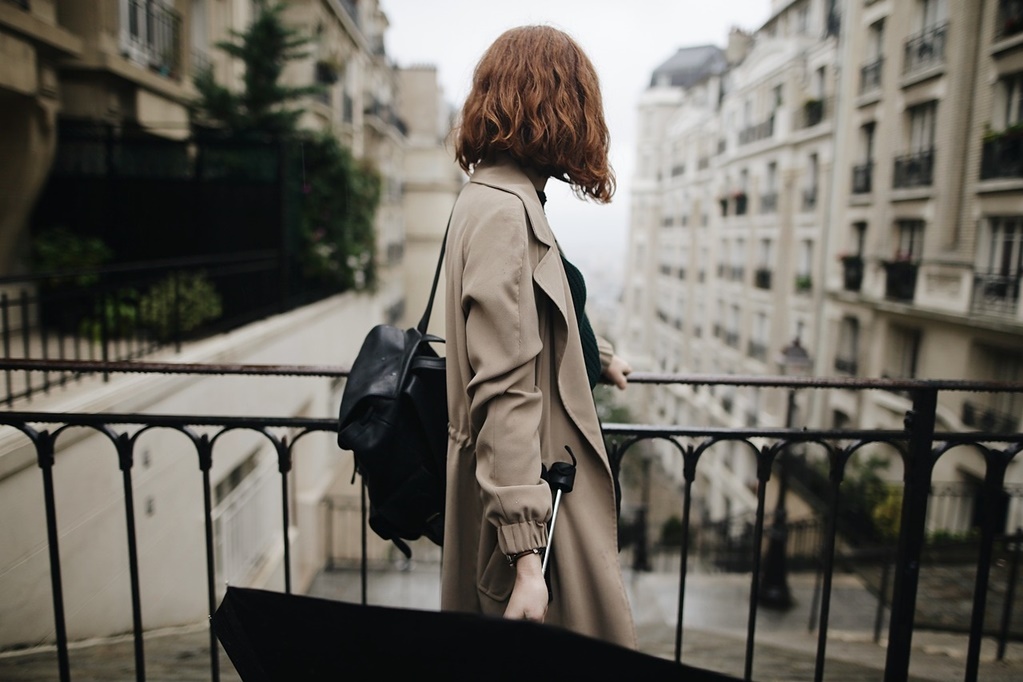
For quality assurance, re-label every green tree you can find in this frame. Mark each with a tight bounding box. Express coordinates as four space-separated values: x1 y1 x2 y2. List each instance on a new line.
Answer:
192 0 321 136
300 133 381 290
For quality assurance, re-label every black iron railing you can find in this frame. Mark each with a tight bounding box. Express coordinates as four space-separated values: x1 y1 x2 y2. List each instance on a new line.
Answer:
883 260 919 302
981 133 1023 180
0 253 287 406
800 99 825 128
754 268 772 290
123 0 182 79
903 22 947 76
893 148 935 189
1 362 1021 682
972 272 1021 316
738 115 775 146
998 0 1023 40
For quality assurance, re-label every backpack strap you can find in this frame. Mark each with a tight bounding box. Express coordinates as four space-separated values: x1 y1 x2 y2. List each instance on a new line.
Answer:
416 211 453 335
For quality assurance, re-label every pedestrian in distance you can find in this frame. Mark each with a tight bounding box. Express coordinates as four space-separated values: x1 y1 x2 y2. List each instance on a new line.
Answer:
441 24 636 648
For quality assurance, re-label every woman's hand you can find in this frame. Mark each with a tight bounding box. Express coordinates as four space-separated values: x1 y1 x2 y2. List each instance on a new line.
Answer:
504 552 548 623
603 354 632 390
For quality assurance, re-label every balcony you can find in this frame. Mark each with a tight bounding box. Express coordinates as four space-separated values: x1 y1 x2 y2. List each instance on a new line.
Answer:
738 114 775 146
852 163 873 194
0 367 1021 681
893 149 935 189
754 268 773 290
962 399 1020 433
802 187 818 212
734 193 748 216
972 272 1021 316
903 23 948 77
840 256 864 292
799 98 826 129
760 192 778 214
860 57 884 96
981 130 1023 180
834 356 858 375
747 340 768 361
997 0 1023 40
794 273 813 293
883 260 919 302
121 0 183 79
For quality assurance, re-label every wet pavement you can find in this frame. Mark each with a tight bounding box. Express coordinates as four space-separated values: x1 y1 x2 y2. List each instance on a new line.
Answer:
1 565 1021 680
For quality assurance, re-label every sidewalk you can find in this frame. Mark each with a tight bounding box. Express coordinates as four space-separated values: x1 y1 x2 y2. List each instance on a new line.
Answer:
1 566 1021 680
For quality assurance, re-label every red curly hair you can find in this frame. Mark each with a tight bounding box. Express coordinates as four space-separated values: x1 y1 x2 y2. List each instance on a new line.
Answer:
455 26 615 203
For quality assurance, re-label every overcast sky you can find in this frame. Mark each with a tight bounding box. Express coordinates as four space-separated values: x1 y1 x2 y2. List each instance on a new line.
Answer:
378 0 774 294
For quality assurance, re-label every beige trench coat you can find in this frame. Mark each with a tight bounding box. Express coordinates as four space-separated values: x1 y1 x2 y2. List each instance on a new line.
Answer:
441 156 637 648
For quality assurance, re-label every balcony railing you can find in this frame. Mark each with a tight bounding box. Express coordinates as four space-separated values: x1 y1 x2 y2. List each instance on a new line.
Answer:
997 0 1023 40
121 0 182 79
802 187 818 212
735 193 748 215
754 268 773 290
747 340 768 361
883 260 919 302
852 162 873 194
799 98 826 129
0 253 290 406
972 272 1022 316
834 356 858 375
738 115 775 146
840 256 864 292
860 57 884 95
903 23 948 76
981 132 1023 180
893 148 935 189
1 364 1021 682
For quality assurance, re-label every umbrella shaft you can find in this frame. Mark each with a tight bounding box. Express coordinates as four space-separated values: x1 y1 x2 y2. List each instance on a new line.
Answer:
543 490 564 575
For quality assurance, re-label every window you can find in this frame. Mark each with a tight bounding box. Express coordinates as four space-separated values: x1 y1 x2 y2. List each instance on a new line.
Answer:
861 122 877 162
861 20 885 94
916 0 947 30
908 101 938 152
798 239 814 278
836 317 859 375
984 216 1023 278
885 326 921 378
1001 72 1023 129
773 84 784 110
895 219 925 260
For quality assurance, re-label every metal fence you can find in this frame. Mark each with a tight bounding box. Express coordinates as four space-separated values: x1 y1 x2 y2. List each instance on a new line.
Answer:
1 363 1022 682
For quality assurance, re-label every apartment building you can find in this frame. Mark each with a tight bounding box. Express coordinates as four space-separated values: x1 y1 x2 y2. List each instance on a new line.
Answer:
622 0 1023 535
824 0 1023 518
621 0 842 524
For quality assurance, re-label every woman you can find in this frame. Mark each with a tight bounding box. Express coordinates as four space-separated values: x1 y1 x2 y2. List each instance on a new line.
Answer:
442 25 636 648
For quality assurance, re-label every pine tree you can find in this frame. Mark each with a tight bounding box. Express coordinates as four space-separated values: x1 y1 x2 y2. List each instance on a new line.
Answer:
193 0 321 136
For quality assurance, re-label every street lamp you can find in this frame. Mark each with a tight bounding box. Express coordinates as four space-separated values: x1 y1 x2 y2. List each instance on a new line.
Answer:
759 333 812 610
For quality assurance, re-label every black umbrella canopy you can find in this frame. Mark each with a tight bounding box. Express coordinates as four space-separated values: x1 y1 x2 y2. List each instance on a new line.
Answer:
213 587 739 681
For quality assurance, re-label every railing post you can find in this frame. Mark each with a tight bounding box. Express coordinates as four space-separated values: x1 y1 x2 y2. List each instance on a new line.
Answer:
965 455 1009 680
2 292 12 406
33 429 71 682
998 527 1022 661
884 388 937 681
113 430 146 681
195 433 220 682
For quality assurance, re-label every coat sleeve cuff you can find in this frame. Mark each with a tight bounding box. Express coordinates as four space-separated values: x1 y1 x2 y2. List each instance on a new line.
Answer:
597 335 615 372
497 520 549 556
